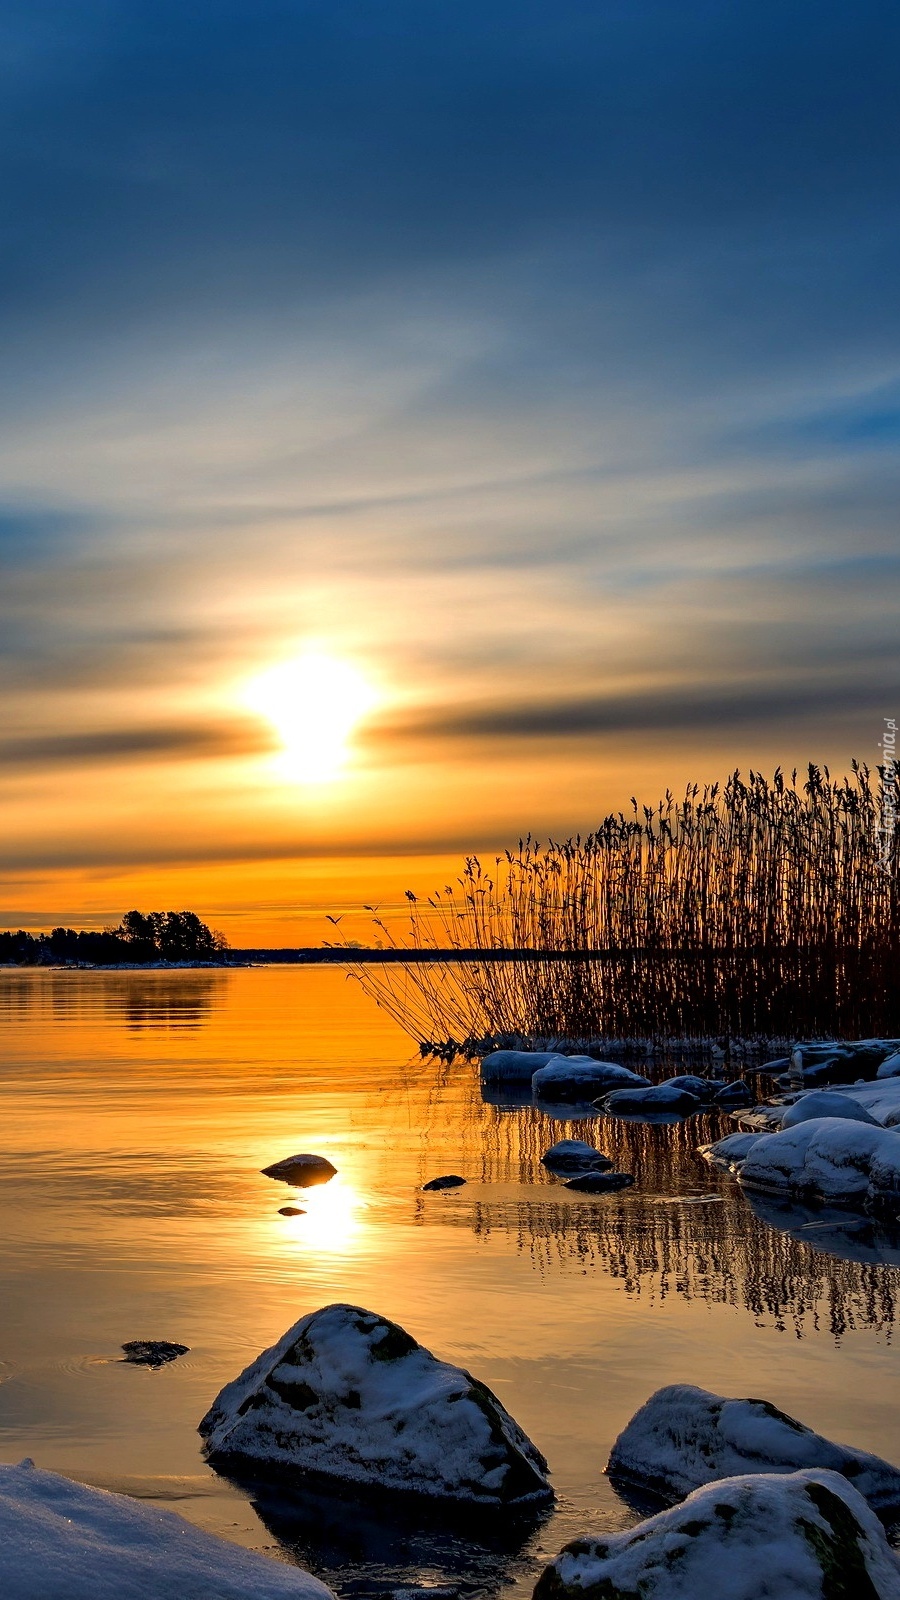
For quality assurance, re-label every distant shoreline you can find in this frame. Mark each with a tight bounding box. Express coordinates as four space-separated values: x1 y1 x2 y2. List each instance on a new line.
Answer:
0 943 875 969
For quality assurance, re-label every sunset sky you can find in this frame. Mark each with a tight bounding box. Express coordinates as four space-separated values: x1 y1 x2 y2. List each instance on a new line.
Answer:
2 2 899 944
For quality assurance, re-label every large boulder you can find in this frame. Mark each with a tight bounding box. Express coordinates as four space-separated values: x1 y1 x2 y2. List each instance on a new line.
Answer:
0 1458 333 1600
532 1059 648 1102
199 1304 552 1509
533 1469 900 1600
781 1092 881 1129
739 1119 900 1213
607 1383 900 1516
877 1052 900 1079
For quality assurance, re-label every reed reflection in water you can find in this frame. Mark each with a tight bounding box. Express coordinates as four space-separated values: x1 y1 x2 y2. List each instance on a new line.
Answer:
435 1088 899 1341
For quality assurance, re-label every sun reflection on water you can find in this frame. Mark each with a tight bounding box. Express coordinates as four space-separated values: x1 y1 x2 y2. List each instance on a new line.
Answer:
282 1178 366 1255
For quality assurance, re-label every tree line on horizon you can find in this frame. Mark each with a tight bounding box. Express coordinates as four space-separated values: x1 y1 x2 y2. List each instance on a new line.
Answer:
0 910 228 967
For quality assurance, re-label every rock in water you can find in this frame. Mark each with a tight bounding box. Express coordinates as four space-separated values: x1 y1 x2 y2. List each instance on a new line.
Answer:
0 1459 334 1600
278 1206 306 1216
120 1340 189 1368
541 1140 612 1174
261 1153 337 1186
199 1303 552 1508
421 1174 466 1190
601 1082 702 1115
564 1171 634 1194
531 1059 649 1102
714 1080 754 1107
479 1050 562 1084
781 1091 880 1128
533 1470 900 1600
607 1383 900 1516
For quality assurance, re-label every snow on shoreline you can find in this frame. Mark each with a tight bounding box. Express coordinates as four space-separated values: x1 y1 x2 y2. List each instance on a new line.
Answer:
0 1459 333 1600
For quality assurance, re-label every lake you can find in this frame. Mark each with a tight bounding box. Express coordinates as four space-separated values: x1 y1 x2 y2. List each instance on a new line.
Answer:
0 966 897 1595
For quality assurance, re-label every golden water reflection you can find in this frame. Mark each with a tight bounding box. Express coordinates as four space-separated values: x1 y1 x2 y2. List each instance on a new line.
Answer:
0 967 897 1598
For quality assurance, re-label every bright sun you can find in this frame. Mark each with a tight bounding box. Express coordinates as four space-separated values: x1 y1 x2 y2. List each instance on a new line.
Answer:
243 650 378 783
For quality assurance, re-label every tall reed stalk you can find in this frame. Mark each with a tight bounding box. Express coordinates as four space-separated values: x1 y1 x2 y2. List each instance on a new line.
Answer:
337 763 900 1052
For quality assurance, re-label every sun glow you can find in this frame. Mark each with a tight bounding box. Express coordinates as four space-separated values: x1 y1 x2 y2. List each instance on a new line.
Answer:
244 651 378 783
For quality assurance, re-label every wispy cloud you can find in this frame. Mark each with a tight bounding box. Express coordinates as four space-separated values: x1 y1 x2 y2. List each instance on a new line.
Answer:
0 719 268 770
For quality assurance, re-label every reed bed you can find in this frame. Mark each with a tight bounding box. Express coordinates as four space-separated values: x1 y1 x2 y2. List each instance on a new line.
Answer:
338 763 900 1052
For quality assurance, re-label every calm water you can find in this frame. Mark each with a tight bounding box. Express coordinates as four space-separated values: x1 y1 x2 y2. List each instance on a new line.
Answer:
0 967 897 1594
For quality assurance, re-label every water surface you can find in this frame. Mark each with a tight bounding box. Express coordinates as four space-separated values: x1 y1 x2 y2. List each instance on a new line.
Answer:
0 968 897 1594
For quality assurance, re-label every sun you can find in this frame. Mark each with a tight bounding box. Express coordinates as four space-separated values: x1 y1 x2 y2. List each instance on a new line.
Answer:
243 650 378 783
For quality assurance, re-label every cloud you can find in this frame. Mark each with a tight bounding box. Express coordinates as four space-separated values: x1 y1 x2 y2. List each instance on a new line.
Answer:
0 2 898 911
0 719 269 770
370 675 899 746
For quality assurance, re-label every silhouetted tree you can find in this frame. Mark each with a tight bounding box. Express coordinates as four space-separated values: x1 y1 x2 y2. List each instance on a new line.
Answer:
0 912 228 966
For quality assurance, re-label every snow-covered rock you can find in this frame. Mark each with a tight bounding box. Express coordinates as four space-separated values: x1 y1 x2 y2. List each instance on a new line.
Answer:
199 1304 552 1508
479 1050 562 1083
739 1119 900 1212
541 1140 612 1174
698 1130 761 1172
606 1383 900 1515
533 1469 900 1600
531 1059 649 1102
877 1052 900 1079
0 1459 333 1600
781 1091 880 1129
261 1153 337 1186
602 1081 702 1115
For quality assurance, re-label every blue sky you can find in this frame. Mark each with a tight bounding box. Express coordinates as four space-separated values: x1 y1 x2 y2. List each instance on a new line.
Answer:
1 1 898 929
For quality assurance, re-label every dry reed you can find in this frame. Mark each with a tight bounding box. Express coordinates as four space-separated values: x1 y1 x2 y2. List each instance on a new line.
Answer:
336 763 900 1052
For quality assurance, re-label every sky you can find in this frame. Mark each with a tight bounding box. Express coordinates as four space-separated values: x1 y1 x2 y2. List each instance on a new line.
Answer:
1 1 899 944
